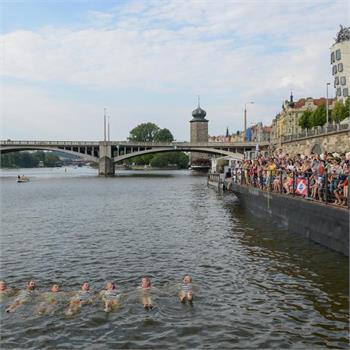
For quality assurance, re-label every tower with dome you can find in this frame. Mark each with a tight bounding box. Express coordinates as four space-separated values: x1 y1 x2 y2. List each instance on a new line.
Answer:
189 97 210 169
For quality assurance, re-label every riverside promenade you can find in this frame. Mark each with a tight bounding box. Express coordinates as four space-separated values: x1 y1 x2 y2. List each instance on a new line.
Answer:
208 152 350 256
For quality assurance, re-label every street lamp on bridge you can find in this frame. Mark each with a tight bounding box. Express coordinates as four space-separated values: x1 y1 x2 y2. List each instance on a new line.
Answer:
104 108 107 142
244 101 254 142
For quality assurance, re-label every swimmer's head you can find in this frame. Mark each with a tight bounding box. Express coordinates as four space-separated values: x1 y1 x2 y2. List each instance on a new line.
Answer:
0 280 7 291
183 275 192 284
81 281 89 291
106 281 116 290
141 277 151 289
27 280 36 291
51 284 59 293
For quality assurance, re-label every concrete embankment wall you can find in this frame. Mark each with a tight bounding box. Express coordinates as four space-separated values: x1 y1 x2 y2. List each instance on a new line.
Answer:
232 184 349 256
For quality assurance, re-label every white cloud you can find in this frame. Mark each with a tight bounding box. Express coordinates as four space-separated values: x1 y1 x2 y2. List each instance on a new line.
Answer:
0 0 348 139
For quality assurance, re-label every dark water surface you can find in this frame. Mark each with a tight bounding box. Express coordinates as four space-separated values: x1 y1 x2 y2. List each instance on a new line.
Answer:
0 168 348 349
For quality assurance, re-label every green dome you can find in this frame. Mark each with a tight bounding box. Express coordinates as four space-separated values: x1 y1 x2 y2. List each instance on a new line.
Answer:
192 106 207 119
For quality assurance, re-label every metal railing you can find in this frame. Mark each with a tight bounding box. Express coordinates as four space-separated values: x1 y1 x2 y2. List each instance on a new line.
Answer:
0 140 100 146
280 123 349 143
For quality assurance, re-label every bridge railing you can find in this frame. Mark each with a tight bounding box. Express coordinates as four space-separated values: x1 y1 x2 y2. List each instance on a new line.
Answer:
1 140 100 146
1 140 269 147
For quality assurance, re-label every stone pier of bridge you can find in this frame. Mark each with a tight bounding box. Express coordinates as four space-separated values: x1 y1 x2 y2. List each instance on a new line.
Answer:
99 142 115 176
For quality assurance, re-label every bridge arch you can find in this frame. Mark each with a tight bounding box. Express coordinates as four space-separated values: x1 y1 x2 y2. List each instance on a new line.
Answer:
114 147 244 163
0 146 98 162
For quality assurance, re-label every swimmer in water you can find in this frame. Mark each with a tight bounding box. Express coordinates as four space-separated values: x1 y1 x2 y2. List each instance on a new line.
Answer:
179 275 193 303
0 280 8 294
66 281 92 316
36 283 61 315
100 281 120 312
0 280 14 301
6 280 36 313
139 277 153 310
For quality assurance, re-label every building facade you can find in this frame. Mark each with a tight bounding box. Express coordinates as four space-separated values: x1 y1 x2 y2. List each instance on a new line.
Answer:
249 122 271 142
331 25 350 101
271 95 335 143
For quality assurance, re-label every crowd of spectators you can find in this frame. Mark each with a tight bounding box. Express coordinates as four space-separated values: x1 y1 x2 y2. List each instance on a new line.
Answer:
231 150 349 207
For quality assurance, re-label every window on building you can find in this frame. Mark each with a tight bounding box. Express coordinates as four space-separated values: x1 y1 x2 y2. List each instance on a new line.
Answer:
332 65 337 75
331 52 335 63
337 87 342 96
340 76 346 85
338 63 343 72
343 88 349 97
335 76 339 85
336 49 341 60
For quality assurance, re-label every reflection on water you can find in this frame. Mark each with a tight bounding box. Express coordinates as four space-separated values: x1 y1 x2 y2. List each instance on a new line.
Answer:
0 167 348 349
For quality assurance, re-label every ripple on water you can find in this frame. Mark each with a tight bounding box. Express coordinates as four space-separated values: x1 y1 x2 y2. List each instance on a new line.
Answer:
0 169 348 349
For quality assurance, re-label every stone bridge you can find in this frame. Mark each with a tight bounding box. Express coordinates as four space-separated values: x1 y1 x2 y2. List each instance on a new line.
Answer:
0 140 268 176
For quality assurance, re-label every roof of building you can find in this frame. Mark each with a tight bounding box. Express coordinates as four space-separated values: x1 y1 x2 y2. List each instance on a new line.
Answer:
191 96 207 120
334 25 350 43
289 97 335 109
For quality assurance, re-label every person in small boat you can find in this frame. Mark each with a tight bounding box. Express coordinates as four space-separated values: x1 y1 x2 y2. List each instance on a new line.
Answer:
99 281 120 312
6 280 37 313
36 283 62 315
66 281 92 315
138 277 153 310
179 275 193 303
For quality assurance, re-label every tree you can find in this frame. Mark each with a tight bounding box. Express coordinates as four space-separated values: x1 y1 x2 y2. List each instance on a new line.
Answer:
128 123 160 142
154 128 174 143
331 100 347 123
299 109 313 129
150 152 189 168
310 104 326 127
345 96 350 118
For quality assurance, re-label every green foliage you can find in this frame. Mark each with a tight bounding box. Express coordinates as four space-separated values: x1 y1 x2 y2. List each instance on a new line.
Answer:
128 123 174 143
127 123 186 168
332 97 349 123
127 154 154 166
128 122 160 142
154 128 174 143
150 152 189 169
310 104 326 127
298 109 313 129
345 96 350 117
332 101 348 123
0 151 60 168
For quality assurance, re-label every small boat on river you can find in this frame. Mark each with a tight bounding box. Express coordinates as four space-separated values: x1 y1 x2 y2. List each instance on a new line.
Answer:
17 176 29 183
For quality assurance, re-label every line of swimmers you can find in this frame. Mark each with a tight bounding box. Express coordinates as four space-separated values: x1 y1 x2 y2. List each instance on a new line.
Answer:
0 275 194 314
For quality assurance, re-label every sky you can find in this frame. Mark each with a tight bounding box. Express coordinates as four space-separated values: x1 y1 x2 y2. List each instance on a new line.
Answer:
0 0 348 141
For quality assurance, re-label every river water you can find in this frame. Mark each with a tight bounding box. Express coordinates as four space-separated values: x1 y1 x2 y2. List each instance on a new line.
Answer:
0 168 348 349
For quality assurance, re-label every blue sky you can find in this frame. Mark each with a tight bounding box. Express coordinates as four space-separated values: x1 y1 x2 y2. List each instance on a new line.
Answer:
1 0 348 140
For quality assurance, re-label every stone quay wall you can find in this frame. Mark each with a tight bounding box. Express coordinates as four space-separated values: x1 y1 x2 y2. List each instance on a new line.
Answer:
232 183 349 256
279 129 349 155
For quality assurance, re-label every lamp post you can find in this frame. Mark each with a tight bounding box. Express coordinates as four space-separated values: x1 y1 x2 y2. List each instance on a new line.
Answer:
244 101 254 142
104 108 107 142
108 115 110 142
326 83 330 127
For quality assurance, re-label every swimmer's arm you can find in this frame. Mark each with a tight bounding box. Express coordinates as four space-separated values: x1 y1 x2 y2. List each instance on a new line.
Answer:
6 298 24 313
